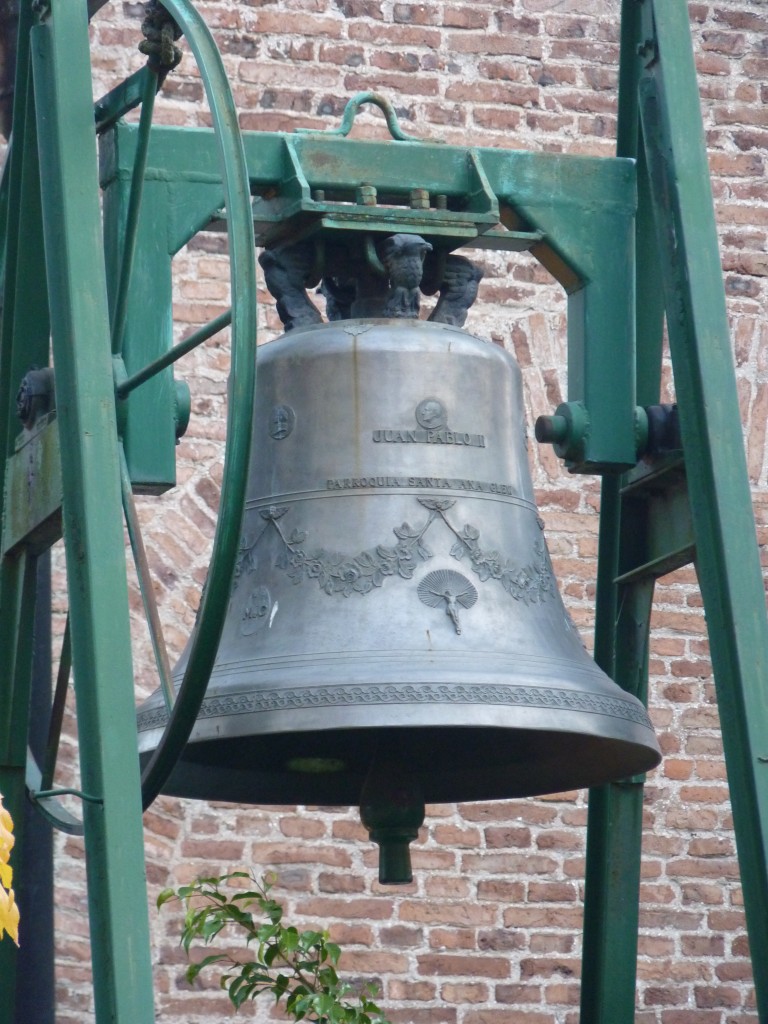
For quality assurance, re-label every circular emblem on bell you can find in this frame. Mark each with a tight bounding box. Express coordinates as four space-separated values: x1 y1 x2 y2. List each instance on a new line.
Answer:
241 585 272 635
415 397 447 430
269 404 295 440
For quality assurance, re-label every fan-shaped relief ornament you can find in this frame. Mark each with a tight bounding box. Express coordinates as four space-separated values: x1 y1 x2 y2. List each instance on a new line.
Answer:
418 570 478 635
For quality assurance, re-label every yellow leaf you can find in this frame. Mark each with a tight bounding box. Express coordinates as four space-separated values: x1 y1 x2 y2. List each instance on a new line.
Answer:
0 794 19 945
0 795 14 863
0 885 19 945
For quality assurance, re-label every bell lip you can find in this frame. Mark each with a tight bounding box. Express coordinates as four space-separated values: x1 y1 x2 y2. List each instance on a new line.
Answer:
137 663 661 807
139 726 660 808
137 648 657 746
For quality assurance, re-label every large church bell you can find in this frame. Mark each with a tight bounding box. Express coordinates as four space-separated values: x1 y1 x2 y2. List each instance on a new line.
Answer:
137 233 660 882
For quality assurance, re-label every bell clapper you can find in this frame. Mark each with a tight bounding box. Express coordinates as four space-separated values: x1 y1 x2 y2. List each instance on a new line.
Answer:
360 755 425 886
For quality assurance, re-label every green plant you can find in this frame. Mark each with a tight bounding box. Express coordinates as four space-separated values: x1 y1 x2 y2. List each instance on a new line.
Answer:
158 872 391 1023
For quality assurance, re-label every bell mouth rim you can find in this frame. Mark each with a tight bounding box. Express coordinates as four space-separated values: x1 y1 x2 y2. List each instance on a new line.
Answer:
139 722 660 807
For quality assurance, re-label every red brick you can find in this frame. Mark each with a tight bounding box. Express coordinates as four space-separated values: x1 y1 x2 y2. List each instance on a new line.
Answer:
416 954 510 979
428 927 477 950
495 983 543 1004
388 980 436 1000
694 985 743 1009
441 982 490 1003
399 900 497 926
465 1014 554 1024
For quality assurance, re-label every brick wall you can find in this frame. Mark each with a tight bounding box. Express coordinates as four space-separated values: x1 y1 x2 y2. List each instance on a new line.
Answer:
47 1 768 1022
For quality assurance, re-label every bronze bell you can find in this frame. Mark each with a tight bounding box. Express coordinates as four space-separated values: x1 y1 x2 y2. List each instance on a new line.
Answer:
136 237 660 883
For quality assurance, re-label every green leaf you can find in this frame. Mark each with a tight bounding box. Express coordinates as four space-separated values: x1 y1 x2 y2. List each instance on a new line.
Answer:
318 966 340 989
330 1001 353 1023
264 899 283 924
318 993 338 1015
280 926 300 952
232 890 264 902
156 888 176 908
325 942 342 966
257 922 280 942
263 944 281 967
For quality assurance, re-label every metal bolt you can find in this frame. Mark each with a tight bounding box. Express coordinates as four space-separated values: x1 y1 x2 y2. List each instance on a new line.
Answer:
534 414 569 445
410 188 430 210
356 185 377 206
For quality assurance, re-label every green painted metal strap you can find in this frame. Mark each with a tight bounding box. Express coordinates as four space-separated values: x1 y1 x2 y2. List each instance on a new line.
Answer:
115 306 232 399
94 66 152 134
110 66 158 357
119 443 175 710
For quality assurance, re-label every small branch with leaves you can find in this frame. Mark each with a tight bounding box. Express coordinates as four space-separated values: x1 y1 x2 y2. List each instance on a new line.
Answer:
158 872 391 1022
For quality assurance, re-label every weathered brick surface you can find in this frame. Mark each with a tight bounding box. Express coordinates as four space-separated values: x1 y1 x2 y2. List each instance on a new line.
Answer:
11 0 763 1020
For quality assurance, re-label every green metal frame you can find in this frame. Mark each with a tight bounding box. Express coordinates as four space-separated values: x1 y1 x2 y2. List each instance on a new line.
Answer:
101 120 640 474
1 0 766 1021
0 0 257 1019
582 2 768 1021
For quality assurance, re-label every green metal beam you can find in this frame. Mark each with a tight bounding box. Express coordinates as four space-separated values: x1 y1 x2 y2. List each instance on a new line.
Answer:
103 176 177 492
0 10 52 1017
30 0 155 1019
582 584 652 1023
580 3 663 1019
101 122 638 472
2 417 63 557
615 458 694 585
638 1 768 1017
0 550 36 1024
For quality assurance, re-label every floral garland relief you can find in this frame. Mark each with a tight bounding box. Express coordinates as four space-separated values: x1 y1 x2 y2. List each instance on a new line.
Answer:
235 497 555 609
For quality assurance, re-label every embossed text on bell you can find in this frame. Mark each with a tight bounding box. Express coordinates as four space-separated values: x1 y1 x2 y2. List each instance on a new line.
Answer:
137 236 660 884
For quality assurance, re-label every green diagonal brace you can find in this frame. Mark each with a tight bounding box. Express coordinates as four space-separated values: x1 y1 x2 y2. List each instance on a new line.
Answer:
30 0 155 1019
638 1 768 1016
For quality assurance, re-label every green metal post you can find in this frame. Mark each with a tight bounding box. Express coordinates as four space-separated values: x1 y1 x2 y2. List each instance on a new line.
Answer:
0 9 52 1016
579 3 667 1019
30 0 155 1019
103 175 177 492
639 1 768 1016
0 552 36 1024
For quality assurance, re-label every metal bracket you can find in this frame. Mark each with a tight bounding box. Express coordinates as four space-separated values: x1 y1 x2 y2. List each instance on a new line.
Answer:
1 414 63 557
296 90 428 143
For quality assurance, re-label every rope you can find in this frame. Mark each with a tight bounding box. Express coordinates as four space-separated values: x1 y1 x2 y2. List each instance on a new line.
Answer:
138 0 183 74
